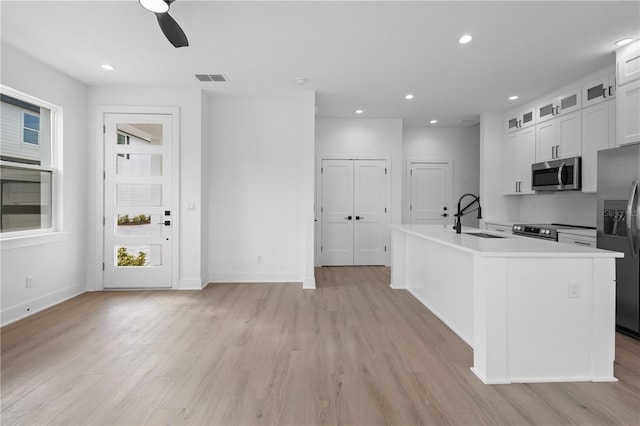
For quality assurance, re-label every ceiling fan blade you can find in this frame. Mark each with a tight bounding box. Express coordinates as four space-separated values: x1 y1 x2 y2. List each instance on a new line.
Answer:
155 12 189 48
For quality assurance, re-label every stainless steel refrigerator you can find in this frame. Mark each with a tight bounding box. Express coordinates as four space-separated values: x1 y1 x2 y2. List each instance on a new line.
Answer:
598 143 640 339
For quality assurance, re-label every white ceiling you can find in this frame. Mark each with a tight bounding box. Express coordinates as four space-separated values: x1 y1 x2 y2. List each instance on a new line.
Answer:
1 1 639 127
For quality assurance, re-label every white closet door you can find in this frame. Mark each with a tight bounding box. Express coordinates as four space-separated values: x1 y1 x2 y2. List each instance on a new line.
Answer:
321 159 354 265
354 160 387 265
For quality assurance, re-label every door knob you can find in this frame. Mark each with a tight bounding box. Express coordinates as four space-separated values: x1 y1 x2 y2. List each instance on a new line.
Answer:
441 213 448 217
344 216 353 220
356 216 365 220
157 220 171 226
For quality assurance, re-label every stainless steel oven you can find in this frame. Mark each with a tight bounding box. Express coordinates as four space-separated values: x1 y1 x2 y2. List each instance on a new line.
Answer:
531 157 581 191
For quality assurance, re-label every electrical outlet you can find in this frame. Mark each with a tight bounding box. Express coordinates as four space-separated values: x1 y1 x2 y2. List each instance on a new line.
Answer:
568 281 579 298
26 275 33 288
257 255 263 264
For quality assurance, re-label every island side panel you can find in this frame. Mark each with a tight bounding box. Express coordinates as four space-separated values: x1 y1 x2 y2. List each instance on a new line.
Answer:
504 257 615 383
390 227 406 289
472 257 510 384
404 233 474 346
591 258 617 382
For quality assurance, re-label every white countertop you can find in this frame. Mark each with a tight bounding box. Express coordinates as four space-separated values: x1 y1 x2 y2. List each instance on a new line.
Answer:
391 224 622 258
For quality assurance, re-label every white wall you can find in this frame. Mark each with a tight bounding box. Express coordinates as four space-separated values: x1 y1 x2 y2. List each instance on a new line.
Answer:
207 94 315 284
1 43 89 325
87 87 205 290
403 125 481 227
315 118 403 266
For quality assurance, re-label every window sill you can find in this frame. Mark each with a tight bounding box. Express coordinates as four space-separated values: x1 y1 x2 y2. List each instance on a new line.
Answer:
0 231 67 250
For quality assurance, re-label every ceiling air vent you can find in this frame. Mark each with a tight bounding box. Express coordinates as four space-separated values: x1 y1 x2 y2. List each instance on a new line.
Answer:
195 74 228 82
457 119 479 127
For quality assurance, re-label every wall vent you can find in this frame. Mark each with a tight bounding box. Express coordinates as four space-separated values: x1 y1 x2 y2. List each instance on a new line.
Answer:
195 74 228 82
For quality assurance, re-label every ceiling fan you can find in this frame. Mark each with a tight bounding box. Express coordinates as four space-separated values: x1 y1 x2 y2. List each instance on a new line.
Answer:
139 0 189 48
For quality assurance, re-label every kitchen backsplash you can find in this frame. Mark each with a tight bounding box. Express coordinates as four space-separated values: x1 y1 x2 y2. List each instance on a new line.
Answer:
518 192 597 227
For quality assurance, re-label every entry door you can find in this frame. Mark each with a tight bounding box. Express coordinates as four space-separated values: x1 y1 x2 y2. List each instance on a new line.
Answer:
409 162 451 224
103 113 173 288
321 159 387 266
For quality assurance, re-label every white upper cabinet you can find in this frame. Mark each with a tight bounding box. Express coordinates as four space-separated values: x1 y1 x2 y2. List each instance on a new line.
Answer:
503 127 535 195
583 74 616 108
535 111 582 162
504 105 536 133
617 41 640 86
536 87 582 123
617 40 640 147
582 100 615 192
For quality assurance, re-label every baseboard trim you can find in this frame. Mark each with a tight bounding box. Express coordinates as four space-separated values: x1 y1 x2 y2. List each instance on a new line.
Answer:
1 283 86 327
178 278 203 290
303 275 316 289
209 271 303 283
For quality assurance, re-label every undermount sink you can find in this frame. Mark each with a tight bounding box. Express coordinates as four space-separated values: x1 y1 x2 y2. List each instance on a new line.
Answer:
463 232 506 239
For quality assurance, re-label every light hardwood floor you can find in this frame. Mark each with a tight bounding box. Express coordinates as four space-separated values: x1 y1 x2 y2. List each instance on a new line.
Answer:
1 266 639 425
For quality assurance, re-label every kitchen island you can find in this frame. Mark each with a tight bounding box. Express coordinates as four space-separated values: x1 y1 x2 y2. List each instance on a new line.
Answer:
390 224 623 384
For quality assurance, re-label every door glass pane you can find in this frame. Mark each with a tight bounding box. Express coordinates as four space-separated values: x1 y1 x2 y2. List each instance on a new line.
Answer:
116 124 163 146
116 184 162 206
116 244 162 267
116 154 162 177
116 212 162 236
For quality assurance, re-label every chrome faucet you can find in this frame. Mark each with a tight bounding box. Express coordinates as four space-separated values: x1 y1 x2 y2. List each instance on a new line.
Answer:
453 193 482 234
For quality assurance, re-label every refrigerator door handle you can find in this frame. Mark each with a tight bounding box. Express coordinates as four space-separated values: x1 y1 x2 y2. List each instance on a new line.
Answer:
626 180 639 258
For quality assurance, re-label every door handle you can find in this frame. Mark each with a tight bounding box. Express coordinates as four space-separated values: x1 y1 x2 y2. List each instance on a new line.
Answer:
157 220 171 226
355 216 365 220
626 180 639 258
344 216 353 220
557 162 567 187
441 213 448 217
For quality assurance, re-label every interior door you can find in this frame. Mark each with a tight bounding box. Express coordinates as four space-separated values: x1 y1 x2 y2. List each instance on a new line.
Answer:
409 162 450 224
321 159 354 265
354 160 387 265
103 113 173 288
321 159 387 266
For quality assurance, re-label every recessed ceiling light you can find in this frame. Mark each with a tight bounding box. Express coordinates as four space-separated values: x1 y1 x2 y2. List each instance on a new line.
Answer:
615 38 634 46
458 35 473 44
430 119 438 124
101 64 114 71
509 95 519 101
139 0 169 13
355 109 363 114
405 94 414 100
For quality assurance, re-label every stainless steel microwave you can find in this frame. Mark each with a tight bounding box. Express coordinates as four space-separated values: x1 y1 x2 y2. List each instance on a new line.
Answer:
531 157 581 191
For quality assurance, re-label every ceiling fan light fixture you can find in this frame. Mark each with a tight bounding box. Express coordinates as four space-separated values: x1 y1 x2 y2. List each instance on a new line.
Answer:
140 0 169 13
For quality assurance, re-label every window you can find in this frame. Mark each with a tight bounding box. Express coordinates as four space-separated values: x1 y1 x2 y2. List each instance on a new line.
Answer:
0 87 58 235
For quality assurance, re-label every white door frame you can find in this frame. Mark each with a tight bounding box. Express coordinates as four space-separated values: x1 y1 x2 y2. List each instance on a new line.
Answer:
315 154 391 266
94 106 180 290
405 158 454 226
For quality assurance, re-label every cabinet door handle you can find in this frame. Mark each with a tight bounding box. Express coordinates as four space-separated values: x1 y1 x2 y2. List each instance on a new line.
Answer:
609 86 613 97
574 240 592 246
552 145 556 159
556 145 560 158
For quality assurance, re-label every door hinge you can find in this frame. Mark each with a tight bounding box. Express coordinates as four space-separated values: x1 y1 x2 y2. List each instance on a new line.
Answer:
384 245 387 252
385 167 387 174
385 207 387 213
410 169 413 176
321 167 323 174
103 216 105 226
410 204 413 211
103 171 106 180
321 206 323 213
102 262 105 271
321 245 323 252
103 125 106 134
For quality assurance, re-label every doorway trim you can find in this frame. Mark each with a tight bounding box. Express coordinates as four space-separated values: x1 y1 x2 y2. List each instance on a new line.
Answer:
405 157 454 225
93 106 180 290
315 154 391 267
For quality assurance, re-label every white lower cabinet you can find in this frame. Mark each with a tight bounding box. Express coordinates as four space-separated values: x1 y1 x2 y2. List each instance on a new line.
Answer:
558 233 596 247
581 100 615 192
485 223 513 234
